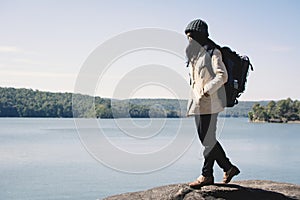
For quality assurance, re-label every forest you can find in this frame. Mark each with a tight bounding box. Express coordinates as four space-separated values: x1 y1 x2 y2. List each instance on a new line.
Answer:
0 87 263 118
0 87 181 118
248 98 300 123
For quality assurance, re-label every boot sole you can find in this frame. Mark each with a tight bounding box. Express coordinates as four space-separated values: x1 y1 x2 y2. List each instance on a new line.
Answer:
224 168 240 184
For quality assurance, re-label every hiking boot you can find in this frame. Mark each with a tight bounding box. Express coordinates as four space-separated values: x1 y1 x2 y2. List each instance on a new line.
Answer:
189 175 214 189
223 165 240 183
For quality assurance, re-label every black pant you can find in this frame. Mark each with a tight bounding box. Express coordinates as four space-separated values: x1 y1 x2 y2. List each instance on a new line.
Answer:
195 114 232 177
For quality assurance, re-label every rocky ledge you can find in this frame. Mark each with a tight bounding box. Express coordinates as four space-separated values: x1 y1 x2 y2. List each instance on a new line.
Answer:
103 180 300 200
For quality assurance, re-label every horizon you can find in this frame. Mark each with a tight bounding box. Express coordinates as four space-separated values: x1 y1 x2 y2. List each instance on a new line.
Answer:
2 86 297 102
1 1 300 101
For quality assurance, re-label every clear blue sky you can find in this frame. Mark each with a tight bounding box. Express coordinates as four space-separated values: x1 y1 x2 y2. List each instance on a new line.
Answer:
1 0 299 100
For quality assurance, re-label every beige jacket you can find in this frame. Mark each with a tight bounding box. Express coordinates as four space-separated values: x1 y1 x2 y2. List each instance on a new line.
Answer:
187 47 228 116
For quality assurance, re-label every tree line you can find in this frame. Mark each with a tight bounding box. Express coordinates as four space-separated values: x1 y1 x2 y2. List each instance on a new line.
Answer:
0 87 270 118
248 98 300 123
0 87 73 117
0 87 182 118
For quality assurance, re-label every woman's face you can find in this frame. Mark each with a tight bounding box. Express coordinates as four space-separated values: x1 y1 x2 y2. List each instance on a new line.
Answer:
185 33 202 62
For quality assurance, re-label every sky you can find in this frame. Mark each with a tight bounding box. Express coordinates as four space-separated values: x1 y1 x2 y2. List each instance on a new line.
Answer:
0 0 300 101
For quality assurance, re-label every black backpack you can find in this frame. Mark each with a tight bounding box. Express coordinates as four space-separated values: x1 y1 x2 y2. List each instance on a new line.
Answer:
217 47 253 107
205 45 253 107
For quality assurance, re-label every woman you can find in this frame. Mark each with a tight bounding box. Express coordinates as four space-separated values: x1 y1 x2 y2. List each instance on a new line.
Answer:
185 19 240 188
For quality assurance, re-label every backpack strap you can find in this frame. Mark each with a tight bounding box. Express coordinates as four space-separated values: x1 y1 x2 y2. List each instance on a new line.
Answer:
203 46 218 81
208 48 214 57
203 44 215 57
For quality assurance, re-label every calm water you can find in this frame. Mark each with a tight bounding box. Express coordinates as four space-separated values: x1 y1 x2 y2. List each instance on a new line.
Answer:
0 118 299 200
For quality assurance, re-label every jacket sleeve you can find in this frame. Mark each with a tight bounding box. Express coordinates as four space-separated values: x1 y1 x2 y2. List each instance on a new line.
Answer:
203 49 228 95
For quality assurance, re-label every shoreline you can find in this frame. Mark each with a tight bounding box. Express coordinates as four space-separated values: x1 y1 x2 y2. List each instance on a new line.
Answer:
287 120 300 124
250 120 300 124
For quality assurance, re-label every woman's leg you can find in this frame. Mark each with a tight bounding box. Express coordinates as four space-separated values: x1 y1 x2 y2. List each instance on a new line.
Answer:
195 114 232 176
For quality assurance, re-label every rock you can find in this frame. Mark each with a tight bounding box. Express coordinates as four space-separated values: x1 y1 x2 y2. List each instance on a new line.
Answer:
103 180 300 200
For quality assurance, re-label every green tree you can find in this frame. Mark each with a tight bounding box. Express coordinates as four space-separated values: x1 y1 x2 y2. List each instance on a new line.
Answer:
96 104 113 118
266 100 276 118
251 103 269 121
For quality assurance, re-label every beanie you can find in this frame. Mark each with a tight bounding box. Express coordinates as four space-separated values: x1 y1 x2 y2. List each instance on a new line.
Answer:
185 19 209 37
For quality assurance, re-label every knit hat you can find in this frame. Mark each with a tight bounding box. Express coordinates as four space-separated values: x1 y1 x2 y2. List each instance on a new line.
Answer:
185 19 209 37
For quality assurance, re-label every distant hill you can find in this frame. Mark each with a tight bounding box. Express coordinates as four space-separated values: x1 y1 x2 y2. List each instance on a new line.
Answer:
0 87 264 118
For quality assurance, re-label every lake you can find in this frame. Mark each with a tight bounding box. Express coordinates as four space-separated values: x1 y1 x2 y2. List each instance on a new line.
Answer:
0 118 299 200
